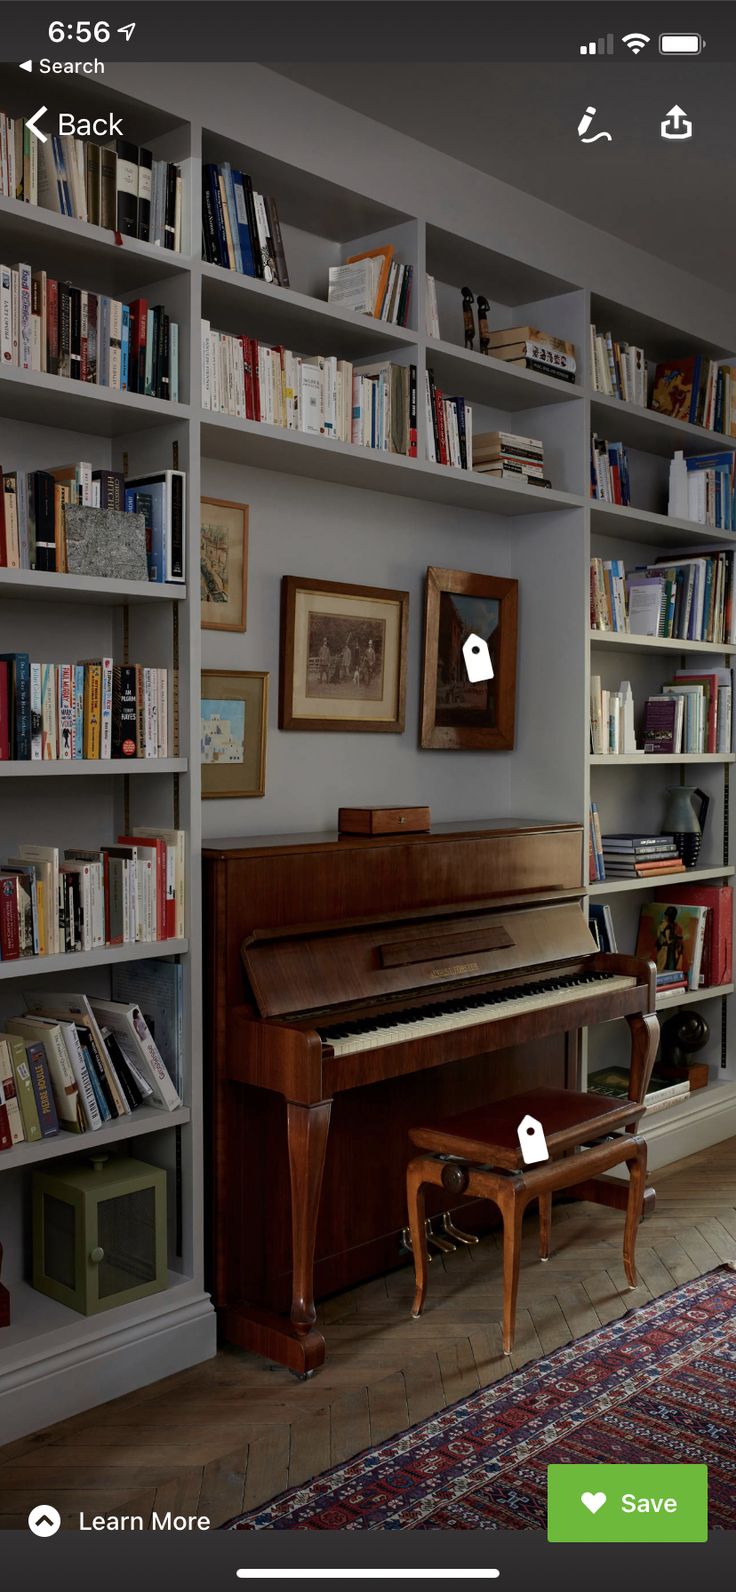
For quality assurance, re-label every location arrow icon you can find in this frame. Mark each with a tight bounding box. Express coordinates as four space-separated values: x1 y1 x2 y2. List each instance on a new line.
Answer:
25 106 48 144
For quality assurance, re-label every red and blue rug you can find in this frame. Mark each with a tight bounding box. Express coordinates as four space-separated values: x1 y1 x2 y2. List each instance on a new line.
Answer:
226 1267 736 1530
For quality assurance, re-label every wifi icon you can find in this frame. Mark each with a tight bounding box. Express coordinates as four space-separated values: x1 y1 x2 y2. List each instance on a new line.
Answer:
622 32 651 55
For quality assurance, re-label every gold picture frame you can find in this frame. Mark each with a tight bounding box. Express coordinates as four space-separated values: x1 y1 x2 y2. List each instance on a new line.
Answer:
279 575 409 733
200 498 249 632
201 670 268 799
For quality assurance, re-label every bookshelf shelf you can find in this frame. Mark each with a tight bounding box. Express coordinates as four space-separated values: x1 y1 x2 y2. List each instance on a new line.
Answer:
643 1077 736 1140
0 1106 191 1175
200 411 585 516
589 631 736 657
425 338 582 412
0 939 188 982
589 501 735 549
201 261 418 360
0 365 189 435
0 195 191 290
588 866 735 897
0 760 187 778
590 753 735 766
0 1269 202 1363
0 570 186 605
657 983 734 1010
589 393 736 458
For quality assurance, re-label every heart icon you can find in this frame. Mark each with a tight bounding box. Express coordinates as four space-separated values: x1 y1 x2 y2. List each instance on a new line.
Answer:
581 1491 607 1515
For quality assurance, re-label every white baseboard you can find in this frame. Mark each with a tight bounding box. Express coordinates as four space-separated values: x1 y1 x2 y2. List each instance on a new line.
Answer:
0 1290 216 1445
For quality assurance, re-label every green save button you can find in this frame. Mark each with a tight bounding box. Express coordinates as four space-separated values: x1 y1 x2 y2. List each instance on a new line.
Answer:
547 1464 708 1543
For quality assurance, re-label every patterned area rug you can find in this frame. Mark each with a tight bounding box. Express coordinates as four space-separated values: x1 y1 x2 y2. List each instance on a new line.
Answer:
226 1268 736 1530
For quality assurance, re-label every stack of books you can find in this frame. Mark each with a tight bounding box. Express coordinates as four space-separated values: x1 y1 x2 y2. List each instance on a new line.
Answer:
0 656 175 762
590 436 631 504
472 430 547 484
643 669 733 754
0 464 185 582
0 830 185 961
652 356 736 435
328 245 412 327
202 163 289 283
589 325 647 404
201 325 417 454
0 116 182 247
636 899 709 994
589 676 637 755
486 325 576 383
425 371 472 468
587 1065 690 1114
425 274 441 338
590 557 628 631
0 266 179 398
600 834 684 882
0 990 182 1152
668 449 736 529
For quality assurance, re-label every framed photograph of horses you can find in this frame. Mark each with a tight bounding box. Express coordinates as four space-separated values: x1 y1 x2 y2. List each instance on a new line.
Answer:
279 576 409 733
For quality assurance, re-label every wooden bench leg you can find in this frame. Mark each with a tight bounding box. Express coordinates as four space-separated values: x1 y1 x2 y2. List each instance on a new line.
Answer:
497 1183 527 1354
538 1192 552 1262
623 1139 648 1288
407 1158 430 1318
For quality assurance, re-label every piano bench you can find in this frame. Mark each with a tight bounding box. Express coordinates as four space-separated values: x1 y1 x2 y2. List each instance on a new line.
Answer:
407 1087 648 1354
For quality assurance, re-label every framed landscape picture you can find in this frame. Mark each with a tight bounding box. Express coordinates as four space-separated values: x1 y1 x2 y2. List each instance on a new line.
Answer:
420 566 518 750
279 576 409 733
200 498 249 632
201 670 268 798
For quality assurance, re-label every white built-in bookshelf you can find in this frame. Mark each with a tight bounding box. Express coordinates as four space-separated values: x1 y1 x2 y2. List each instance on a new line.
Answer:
2 65 736 1442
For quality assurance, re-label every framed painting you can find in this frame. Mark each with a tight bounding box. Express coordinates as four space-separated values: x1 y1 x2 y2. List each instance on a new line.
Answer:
420 566 518 750
201 670 268 798
279 575 409 733
200 498 249 632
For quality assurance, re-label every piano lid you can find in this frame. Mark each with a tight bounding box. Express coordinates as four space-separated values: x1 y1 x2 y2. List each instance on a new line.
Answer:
242 900 598 1019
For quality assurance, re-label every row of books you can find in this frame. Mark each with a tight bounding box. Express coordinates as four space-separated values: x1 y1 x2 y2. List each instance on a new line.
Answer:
0 657 175 762
425 372 472 469
588 1066 691 1115
0 116 183 248
0 830 185 961
589 884 732 992
589 677 636 755
201 324 418 453
652 356 736 434
588 816 685 882
202 162 289 283
590 549 736 645
590 326 647 405
668 449 736 530
590 436 631 504
328 248 413 328
473 429 549 485
643 672 733 754
0 265 179 399
0 464 186 583
0 987 182 1152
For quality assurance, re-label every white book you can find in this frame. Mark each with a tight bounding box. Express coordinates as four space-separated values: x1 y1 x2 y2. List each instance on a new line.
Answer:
19 262 32 370
299 359 323 435
328 260 374 317
90 999 181 1111
30 663 42 759
132 826 185 939
201 319 211 408
0 265 13 364
17 843 59 954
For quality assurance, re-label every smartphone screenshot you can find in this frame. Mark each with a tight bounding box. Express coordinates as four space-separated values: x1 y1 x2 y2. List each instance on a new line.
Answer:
0 5 734 1588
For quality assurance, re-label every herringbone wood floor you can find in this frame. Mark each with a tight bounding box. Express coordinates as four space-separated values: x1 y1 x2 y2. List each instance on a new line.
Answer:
1 1136 735 1530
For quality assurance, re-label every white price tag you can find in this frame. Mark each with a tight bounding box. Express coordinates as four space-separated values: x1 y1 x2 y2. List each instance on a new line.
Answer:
517 1113 549 1165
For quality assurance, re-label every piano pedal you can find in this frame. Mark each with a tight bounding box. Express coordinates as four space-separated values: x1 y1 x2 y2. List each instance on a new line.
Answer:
442 1212 479 1246
425 1218 456 1254
400 1225 432 1261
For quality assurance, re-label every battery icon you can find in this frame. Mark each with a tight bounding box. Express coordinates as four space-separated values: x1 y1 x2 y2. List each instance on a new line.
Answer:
659 33 705 55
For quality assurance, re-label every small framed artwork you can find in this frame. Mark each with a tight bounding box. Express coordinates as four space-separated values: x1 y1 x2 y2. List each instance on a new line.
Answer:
279 576 409 733
420 566 518 750
201 670 268 798
200 498 249 632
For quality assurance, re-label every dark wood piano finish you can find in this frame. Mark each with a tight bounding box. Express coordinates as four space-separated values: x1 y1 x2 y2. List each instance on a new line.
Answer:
203 820 657 1376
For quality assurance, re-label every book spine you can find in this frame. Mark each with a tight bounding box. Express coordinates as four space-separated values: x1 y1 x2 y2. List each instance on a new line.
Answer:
28 1042 59 1136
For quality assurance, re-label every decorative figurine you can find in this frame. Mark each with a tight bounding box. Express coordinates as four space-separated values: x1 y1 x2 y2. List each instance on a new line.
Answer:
658 1009 710 1087
477 294 491 355
461 286 476 350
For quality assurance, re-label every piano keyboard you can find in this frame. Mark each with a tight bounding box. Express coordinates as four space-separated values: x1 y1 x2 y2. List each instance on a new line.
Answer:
318 970 638 1056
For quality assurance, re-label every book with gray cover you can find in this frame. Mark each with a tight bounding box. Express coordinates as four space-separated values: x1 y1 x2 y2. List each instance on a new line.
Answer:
64 506 148 581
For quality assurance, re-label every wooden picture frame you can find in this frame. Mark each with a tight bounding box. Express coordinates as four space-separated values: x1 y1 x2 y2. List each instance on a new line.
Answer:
200 498 249 632
201 670 268 798
279 575 409 733
420 566 518 750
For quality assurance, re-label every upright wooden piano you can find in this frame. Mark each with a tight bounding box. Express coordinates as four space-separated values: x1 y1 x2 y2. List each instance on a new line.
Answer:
203 820 656 1375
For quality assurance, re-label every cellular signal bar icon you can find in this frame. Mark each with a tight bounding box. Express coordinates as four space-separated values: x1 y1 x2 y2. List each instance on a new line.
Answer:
581 34 614 56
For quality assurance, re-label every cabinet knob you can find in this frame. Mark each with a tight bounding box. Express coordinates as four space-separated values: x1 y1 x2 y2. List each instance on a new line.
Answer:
89 1247 105 1265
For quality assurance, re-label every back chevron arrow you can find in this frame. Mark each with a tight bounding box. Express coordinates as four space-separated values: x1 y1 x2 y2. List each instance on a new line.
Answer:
25 106 48 143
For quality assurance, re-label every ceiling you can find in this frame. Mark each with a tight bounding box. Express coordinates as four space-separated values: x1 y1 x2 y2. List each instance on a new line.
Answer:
269 61 736 292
